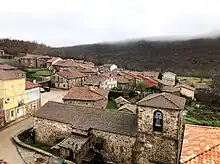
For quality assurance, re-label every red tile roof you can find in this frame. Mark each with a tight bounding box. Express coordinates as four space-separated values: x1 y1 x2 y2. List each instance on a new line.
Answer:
56 70 87 79
25 81 41 89
46 57 61 63
0 70 25 80
62 86 108 101
181 124 220 163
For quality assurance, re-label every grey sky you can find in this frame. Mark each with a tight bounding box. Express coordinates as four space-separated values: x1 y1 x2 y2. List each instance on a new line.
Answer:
1 0 220 47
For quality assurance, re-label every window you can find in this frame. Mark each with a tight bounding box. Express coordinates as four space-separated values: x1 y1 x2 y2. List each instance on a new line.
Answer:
10 85 14 91
17 108 20 114
18 84 22 90
153 110 163 132
10 110 14 117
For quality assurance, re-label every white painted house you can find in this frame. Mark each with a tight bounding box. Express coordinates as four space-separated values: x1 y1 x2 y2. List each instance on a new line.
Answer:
25 81 41 115
46 57 63 70
162 71 176 86
98 64 117 73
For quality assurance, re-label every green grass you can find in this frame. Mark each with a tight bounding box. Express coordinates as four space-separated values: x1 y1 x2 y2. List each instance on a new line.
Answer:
183 101 220 127
107 99 117 111
0 58 15 63
25 68 53 77
178 76 212 84
23 137 52 153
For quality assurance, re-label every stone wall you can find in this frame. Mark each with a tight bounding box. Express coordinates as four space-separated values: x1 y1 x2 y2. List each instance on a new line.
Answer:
133 106 182 164
25 99 41 115
64 98 107 109
91 129 135 164
34 117 72 145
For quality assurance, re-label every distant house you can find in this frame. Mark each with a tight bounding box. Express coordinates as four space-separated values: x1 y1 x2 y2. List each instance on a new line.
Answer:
79 67 98 76
52 70 87 89
46 57 62 70
116 76 132 90
19 54 52 68
142 71 159 79
0 64 17 70
83 74 117 90
62 86 109 109
25 81 41 115
137 74 158 87
115 96 130 108
162 71 176 86
118 103 136 114
175 84 195 99
52 59 83 72
98 64 117 73
162 86 181 96
194 83 211 91
156 78 174 87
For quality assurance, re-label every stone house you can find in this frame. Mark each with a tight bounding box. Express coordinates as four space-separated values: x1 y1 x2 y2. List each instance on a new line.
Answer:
98 64 117 73
25 81 41 115
33 101 136 164
175 84 195 99
115 96 130 108
118 103 136 114
52 59 83 72
52 70 87 89
62 86 108 109
116 76 133 90
162 71 177 86
19 54 51 68
162 86 181 96
133 92 186 164
142 71 159 79
83 74 117 90
79 68 98 76
46 57 63 70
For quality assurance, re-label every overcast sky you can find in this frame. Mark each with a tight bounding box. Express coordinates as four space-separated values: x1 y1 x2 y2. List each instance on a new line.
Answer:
1 0 220 47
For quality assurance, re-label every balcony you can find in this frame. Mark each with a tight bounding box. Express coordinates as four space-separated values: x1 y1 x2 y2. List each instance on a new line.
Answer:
18 100 25 107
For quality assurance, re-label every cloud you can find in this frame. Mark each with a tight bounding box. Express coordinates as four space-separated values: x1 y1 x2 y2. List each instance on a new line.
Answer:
0 0 220 46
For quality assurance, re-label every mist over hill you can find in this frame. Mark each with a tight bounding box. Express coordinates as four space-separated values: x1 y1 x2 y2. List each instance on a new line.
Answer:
1 37 220 77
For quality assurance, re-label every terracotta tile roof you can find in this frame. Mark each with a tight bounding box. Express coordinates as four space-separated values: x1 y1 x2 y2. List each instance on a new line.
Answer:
80 68 97 73
83 75 108 86
46 57 61 63
176 84 195 91
25 81 41 90
142 71 159 78
52 60 65 66
0 70 25 80
20 54 40 59
34 101 137 136
137 92 186 110
115 96 130 105
0 64 17 70
181 124 220 163
116 76 130 84
56 70 87 79
118 104 137 114
62 86 108 101
162 86 180 93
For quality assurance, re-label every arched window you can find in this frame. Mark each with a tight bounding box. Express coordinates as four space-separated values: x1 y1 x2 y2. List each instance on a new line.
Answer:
153 110 163 132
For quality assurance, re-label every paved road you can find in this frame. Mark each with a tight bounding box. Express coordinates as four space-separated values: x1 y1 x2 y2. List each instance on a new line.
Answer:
0 88 68 164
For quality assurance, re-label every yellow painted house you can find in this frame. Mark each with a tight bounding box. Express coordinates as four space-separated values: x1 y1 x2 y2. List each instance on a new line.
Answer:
0 70 26 123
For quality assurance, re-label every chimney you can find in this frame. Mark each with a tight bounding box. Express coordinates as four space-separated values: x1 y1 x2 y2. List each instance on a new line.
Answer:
33 79 36 84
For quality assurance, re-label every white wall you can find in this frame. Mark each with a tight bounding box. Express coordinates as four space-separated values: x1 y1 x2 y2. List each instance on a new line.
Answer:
110 64 117 71
25 87 40 103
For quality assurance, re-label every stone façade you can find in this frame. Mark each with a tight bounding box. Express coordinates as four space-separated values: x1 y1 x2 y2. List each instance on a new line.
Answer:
91 129 136 164
133 93 185 164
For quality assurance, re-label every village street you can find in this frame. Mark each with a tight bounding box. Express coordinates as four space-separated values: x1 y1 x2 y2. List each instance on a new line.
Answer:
0 89 68 164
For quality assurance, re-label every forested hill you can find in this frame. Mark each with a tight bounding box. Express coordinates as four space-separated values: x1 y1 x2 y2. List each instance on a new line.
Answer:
1 38 220 76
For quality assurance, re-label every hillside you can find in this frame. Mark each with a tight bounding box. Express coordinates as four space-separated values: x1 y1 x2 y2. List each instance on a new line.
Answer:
1 38 220 76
